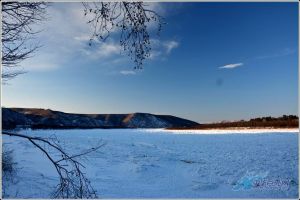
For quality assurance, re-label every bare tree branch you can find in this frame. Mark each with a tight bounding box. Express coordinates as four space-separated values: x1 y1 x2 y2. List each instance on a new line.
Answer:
2 2 164 79
2 2 47 80
2 131 105 198
83 2 164 69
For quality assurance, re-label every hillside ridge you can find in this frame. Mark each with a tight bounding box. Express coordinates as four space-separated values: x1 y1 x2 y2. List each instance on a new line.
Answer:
2 107 199 129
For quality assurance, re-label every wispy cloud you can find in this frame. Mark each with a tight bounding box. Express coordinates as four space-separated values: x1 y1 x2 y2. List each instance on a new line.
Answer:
217 48 295 71
255 48 296 60
19 3 94 71
164 41 179 54
74 35 91 42
219 63 243 69
19 3 175 73
96 42 121 58
120 70 136 75
149 39 179 60
79 41 122 61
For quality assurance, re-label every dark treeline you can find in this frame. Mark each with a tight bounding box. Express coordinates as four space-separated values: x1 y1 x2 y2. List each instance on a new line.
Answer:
169 115 299 130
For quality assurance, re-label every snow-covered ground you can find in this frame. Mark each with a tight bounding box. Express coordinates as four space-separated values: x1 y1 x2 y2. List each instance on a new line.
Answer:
2 129 299 198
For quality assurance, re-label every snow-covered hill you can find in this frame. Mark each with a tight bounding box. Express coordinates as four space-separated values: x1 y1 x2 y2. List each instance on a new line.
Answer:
2 108 199 129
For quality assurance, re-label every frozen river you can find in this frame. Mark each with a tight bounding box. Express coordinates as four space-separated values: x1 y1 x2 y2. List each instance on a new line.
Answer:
2 128 298 198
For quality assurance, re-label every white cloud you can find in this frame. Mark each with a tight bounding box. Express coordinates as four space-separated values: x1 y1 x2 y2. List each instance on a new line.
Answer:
120 70 136 75
219 63 243 69
80 41 121 59
164 41 179 54
148 39 179 60
18 3 176 73
149 50 162 60
74 35 91 42
19 3 94 72
97 43 121 58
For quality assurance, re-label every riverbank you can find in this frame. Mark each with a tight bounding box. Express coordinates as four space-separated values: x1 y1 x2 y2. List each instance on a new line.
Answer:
159 128 299 134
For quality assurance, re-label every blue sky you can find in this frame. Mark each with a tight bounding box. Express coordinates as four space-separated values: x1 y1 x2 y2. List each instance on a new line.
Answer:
2 2 298 123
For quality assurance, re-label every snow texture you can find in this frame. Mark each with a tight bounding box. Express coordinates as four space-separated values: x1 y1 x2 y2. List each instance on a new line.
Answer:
2 129 299 198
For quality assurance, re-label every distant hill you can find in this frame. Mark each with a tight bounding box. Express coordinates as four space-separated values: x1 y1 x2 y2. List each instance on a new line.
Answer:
2 108 199 129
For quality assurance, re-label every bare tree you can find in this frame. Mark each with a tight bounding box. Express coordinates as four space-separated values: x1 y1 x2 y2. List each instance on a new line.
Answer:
1 2 47 80
83 2 164 69
2 131 105 198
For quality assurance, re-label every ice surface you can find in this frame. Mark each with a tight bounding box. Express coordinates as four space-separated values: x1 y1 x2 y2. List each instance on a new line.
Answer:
2 128 299 198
